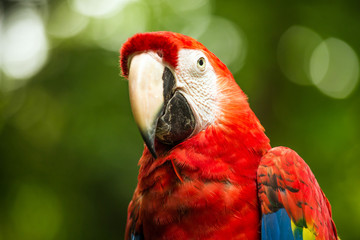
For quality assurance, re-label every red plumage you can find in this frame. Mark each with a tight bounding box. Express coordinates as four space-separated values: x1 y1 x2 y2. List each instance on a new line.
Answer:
121 32 206 77
121 32 230 78
258 147 338 239
120 32 338 240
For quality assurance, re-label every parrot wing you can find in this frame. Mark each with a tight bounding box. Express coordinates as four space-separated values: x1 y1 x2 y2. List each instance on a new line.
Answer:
257 146 338 240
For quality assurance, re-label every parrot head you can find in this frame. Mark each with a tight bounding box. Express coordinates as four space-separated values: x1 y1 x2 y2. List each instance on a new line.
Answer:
120 31 258 158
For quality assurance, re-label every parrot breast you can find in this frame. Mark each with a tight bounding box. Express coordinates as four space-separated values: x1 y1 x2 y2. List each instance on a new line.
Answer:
127 99 271 239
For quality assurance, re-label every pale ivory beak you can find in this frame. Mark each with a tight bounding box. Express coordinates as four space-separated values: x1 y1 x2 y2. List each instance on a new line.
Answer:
128 53 164 158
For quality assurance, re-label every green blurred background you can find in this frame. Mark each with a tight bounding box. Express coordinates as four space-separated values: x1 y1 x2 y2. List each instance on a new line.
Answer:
1 0 359 239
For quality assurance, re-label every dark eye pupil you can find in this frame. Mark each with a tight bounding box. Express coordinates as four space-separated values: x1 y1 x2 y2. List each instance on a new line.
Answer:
199 59 203 66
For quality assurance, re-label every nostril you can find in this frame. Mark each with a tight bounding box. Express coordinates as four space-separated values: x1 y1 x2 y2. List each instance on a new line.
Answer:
157 51 163 58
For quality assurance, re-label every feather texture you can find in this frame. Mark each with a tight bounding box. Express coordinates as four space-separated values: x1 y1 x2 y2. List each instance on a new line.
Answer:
122 31 271 239
261 208 293 240
120 31 338 240
258 147 338 240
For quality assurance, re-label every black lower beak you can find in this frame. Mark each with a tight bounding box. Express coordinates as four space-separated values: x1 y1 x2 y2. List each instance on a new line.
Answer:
156 91 195 145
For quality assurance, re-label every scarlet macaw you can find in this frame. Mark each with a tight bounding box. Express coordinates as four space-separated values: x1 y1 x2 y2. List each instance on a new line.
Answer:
120 31 339 240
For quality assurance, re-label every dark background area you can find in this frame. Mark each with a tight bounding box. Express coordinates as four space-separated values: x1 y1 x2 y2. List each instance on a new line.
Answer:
1 0 359 239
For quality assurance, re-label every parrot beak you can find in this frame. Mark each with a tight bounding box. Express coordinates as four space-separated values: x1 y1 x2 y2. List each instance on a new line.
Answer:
128 52 196 159
128 53 164 158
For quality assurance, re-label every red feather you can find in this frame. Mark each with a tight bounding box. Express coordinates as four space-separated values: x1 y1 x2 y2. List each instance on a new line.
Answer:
258 147 338 239
121 31 338 240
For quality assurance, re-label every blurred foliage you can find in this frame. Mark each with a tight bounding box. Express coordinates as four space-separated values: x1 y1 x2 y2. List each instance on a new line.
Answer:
1 0 360 239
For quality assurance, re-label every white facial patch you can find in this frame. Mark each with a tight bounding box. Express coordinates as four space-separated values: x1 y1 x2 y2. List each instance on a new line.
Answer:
174 49 218 134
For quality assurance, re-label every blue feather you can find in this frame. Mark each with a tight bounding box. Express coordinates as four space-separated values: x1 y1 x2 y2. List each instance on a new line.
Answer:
131 233 143 240
261 208 295 240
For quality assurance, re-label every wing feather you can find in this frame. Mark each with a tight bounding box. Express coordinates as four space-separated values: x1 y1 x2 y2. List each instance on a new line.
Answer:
258 147 338 240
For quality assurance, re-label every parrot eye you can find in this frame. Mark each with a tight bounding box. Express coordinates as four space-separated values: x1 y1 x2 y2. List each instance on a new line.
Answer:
197 57 206 71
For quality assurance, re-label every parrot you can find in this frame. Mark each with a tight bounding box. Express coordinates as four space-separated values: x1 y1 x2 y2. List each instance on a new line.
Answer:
120 31 339 240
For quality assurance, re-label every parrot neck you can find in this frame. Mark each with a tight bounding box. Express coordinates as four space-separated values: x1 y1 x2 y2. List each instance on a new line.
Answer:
131 84 271 239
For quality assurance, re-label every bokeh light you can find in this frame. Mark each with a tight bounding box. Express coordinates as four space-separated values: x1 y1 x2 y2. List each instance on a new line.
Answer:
277 25 322 86
278 25 359 99
47 1 89 39
2 6 48 88
310 38 359 99
0 3 3 67
90 1 148 52
162 0 212 38
198 16 246 73
70 0 131 18
165 0 209 12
